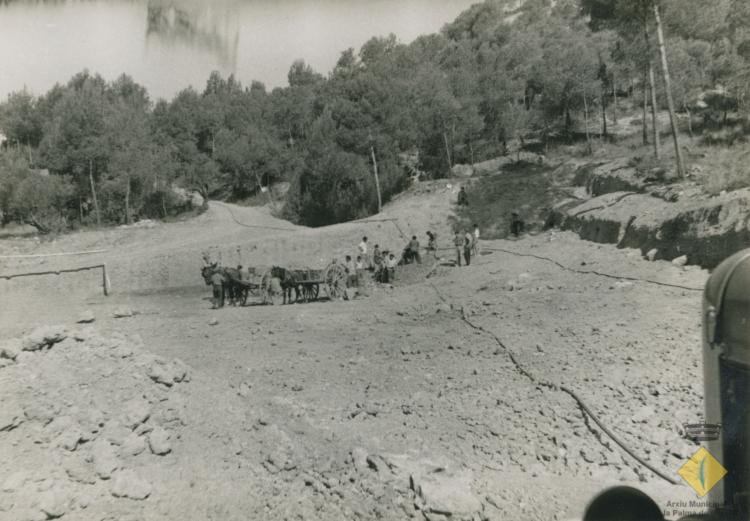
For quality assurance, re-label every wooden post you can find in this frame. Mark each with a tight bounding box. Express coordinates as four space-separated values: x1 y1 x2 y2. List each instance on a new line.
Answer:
644 27 661 159
443 129 452 171
102 263 111 296
642 73 648 146
369 145 382 214
89 159 101 226
653 0 686 177
583 85 593 155
648 64 661 159
612 71 618 124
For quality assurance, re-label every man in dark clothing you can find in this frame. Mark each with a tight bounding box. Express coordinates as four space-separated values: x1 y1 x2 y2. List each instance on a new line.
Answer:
463 230 473 266
453 231 463 266
457 186 469 206
408 235 421 264
511 212 525 237
211 269 225 309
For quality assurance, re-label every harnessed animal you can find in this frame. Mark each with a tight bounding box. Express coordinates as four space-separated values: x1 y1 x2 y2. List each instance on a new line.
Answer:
201 265 246 306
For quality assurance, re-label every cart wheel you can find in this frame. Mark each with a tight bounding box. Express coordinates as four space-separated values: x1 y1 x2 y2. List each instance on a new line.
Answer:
324 263 348 300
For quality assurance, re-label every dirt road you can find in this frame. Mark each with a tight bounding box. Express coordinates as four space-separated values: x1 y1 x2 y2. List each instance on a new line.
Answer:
0 182 712 520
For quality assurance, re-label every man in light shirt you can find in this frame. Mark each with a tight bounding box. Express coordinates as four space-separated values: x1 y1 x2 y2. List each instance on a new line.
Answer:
386 253 398 281
358 236 369 268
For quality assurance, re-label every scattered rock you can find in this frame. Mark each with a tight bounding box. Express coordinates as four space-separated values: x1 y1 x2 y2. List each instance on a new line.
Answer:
76 310 96 324
412 469 482 518
208 318 219 326
0 402 25 431
24 402 58 426
237 382 252 398
0 338 21 360
110 470 152 500
2 471 26 492
435 303 452 314
73 327 96 342
91 439 120 479
113 308 134 318
352 447 369 473
148 427 171 455
38 485 70 519
631 405 656 423
55 424 84 451
672 255 688 267
21 325 68 351
120 432 147 457
646 248 658 261
121 398 151 429
64 459 97 485
146 357 190 387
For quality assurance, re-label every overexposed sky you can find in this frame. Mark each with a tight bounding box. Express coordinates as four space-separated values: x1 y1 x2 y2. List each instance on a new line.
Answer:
0 0 478 101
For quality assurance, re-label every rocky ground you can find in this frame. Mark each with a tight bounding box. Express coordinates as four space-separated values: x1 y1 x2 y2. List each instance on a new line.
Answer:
0 181 715 520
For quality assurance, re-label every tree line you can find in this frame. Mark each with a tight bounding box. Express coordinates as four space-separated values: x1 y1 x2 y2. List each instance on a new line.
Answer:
1 0 749 233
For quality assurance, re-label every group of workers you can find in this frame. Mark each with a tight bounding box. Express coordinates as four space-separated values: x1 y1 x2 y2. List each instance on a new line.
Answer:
453 224 480 267
343 236 400 286
343 231 444 288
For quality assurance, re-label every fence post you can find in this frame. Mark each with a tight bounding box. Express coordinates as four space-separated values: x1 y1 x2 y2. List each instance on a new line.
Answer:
102 264 111 296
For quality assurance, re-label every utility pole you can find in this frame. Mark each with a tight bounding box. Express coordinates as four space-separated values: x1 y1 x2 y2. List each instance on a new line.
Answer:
89 159 101 226
653 0 686 177
369 143 382 214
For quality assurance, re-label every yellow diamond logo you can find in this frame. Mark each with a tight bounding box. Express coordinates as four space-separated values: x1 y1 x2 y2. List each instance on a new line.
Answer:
678 447 727 497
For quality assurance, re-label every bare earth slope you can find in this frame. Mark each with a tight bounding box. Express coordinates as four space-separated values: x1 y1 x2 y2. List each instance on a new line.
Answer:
0 181 711 521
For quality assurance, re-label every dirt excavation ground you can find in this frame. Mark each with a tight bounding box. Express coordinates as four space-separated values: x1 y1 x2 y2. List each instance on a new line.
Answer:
0 181 715 521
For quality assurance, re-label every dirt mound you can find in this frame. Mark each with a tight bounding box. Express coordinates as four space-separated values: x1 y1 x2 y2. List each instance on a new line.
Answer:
0 326 197 520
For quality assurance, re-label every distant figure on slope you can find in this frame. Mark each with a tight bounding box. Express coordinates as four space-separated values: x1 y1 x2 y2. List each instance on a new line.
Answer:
510 212 525 237
453 231 464 267
457 186 469 206
404 235 421 264
426 231 437 259
464 229 474 266
358 236 370 269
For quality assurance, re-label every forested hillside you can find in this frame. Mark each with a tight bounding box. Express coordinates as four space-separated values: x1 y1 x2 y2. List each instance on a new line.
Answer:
1 0 749 232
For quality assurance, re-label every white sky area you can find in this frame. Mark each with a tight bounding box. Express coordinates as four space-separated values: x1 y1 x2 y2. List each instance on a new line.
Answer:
0 0 478 101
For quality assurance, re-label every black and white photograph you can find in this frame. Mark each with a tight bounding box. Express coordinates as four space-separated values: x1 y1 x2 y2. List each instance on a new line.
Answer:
0 0 749 520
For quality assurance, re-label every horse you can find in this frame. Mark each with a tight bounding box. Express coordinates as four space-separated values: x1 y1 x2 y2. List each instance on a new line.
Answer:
201 265 246 306
270 266 302 304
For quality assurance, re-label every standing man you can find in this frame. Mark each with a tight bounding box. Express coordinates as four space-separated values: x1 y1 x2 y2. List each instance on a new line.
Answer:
464 229 474 266
426 231 437 259
453 231 463 267
457 186 469 206
358 236 370 269
345 255 358 287
386 253 398 281
408 235 422 264
373 244 383 269
210 268 225 309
